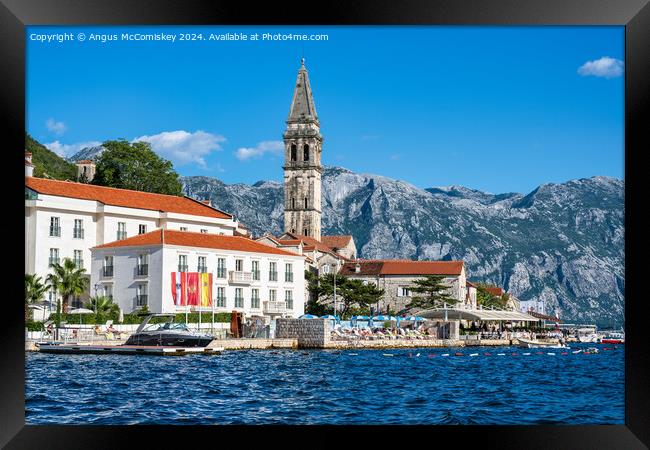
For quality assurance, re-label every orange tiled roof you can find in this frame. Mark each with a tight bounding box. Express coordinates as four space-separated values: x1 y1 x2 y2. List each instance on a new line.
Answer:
278 239 302 246
26 177 231 220
94 229 302 257
321 235 353 249
340 260 464 276
483 286 504 296
76 159 94 164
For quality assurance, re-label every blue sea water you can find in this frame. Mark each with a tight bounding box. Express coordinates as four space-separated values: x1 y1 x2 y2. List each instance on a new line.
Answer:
25 344 624 425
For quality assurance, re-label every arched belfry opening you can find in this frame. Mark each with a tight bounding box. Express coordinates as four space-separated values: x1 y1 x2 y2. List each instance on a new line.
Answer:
303 144 310 161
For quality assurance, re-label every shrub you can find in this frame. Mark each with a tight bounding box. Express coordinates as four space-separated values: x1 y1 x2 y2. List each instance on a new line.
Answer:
25 321 44 332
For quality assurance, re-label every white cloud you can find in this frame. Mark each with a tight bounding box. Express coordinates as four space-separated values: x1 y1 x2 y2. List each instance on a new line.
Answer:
235 140 284 161
132 130 225 167
578 57 624 79
46 118 67 136
44 140 102 158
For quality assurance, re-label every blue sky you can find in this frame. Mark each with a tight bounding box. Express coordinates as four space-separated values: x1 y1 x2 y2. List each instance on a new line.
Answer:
26 26 624 194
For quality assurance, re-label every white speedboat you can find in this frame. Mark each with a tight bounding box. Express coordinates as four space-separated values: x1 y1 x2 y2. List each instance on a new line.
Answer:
576 326 598 343
517 338 568 349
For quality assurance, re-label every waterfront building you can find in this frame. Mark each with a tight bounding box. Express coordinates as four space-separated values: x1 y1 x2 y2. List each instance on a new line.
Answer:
90 229 306 321
25 176 240 308
339 260 469 314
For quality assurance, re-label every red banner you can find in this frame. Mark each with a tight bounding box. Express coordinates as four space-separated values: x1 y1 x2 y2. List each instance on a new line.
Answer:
186 272 199 306
171 272 188 306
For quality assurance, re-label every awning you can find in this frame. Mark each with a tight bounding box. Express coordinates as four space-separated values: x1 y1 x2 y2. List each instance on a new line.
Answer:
419 308 540 322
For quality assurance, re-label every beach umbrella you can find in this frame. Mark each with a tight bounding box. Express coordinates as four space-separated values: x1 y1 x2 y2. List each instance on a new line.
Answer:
352 315 370 321
68 307 94 325
320 315 338 320
372 315 392 322
299 314 319 319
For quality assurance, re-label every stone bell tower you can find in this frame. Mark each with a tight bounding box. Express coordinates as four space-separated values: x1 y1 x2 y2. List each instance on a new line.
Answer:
283 58 323 240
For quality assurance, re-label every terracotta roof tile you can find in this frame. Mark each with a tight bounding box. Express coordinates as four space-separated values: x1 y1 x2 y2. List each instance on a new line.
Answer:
321 235 353 249
26 177 231 220
340 260 464 276
94 229 302 257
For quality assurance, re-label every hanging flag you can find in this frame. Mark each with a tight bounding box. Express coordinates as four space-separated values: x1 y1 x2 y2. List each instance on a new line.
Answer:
187 272 199 306
171 272 185 306
201 273 212 306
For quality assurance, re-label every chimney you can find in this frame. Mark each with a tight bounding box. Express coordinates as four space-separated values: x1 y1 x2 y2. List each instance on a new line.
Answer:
25 151 34 177
355 262 361 273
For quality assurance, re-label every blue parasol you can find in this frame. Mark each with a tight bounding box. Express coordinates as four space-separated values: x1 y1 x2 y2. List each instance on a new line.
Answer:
300 314 319 319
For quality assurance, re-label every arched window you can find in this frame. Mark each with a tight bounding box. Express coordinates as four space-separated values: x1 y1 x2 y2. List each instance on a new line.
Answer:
290 144 297 161
303 144 310 161
304 228 309 236
304 197 308 209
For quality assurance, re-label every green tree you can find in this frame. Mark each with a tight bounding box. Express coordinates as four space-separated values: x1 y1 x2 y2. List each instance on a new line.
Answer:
92 139 183 195
304 272 384 319
406 275 457 311
25 133 77 180
85 296 120 323
25 274 49 321
475 283 508 309
46 258 89 313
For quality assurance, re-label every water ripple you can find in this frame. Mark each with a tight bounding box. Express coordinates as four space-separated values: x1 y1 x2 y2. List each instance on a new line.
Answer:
26 344 624 425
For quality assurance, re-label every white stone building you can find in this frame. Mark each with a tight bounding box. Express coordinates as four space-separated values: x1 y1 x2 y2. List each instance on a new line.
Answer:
90 229 305 321
25 176 239 308
339 260 470 314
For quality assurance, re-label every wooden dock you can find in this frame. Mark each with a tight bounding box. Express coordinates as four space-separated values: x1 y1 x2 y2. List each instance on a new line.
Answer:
36 342 223 356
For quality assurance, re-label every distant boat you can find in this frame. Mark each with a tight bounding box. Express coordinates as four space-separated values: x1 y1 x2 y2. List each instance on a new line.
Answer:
599 330 625 344
517 338 567 349
576 327 598 343
124 313 213 347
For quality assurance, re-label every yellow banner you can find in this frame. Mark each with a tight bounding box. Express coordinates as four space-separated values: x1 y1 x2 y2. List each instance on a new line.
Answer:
201 272 212 306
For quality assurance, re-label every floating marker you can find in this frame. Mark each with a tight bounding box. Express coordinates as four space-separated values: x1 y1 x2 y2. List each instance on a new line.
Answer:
469 353 479 357
523 352 531 355
383 354 394 357
428 354 436 358
441 354 450 357
511 353 518 356
535 352 544 355
454 352 464 356
497 353 506 356
415 353 420 357
561 352 568 355
349 353 358 356
547 352 555 356
484 352 492 356
573 350 582 354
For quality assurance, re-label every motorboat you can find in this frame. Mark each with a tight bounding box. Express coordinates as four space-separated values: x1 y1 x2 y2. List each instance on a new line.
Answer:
576 326 598 343
124 313 214 347
517 338 568 349
598 330 625 344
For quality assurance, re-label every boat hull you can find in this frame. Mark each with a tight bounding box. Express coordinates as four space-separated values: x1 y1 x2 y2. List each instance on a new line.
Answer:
124 333 213 347
600 338 624 344
517 338 567 349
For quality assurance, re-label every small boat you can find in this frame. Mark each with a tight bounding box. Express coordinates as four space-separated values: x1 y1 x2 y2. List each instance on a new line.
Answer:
583 347 599 354
576 327 598 343
124 313 214 347
517 338 568 349
598 330 625 344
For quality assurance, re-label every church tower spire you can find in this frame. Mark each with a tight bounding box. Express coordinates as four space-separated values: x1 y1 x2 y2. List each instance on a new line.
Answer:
283 58 323 240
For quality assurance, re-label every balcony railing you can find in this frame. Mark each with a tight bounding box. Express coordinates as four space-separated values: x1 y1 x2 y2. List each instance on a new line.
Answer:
216 268 226 279
215 297 226 308
73 228 84 239
197 265 208 273
252 270 260 281
234 297 244 308
286 300 293 310
269 271 278 282
135 295 148 307
251 298 260 309
229 271 252 284
263 301 287 314
49 226 61 237
103 266 114 277
285 273 294 282
178 264 188 272
73 259 84 269
136 264 148 276
117 231 127 241
48 257 60 267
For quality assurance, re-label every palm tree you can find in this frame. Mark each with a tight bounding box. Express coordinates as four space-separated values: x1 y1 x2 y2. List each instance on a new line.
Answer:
46 258 89 313
85 296 120 321
25 274 49 321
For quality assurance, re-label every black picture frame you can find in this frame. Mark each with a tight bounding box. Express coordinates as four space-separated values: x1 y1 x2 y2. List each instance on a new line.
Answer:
2 0 648 448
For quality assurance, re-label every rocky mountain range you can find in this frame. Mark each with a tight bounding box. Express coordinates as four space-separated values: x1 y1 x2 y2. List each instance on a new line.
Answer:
182 167 624 328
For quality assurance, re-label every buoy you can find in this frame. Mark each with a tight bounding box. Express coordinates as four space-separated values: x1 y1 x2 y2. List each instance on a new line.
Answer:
383 354 394 357
572 350 582 354
497 353 506 356
441 353 450 357
428 354 436 358
522 352 531 356
454 352 463 356
415 353 420 357
547 352 555 356
511 353 518 356
535 351 544 355
469 353 479 357
484 352 492 356
561 352 568 355
349 353 358 356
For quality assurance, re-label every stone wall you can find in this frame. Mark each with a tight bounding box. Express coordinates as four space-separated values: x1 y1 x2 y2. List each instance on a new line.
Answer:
275 318 329 348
